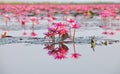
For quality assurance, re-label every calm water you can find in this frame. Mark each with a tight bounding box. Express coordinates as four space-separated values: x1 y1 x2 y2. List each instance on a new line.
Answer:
0 42 120 74
0 15 120 74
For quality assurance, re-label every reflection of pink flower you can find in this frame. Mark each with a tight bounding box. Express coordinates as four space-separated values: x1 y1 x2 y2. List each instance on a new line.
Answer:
41 16 44 20
112 24 116 27
54 53 67 60
72 53 81 59
109 32 115 35
58 47 69 54
116 28 120 31
102 31 108 35
52 16 57 20
31 32 37 37
100 25 107 29
48 50 56 56
44 45 54 50
23 32 27 36
21 19 26 25
36 19 40 24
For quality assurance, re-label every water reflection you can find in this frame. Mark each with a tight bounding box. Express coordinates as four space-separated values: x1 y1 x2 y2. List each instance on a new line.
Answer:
43 36 120 60
71 43 82 59
91 37 96 51
90 36 118 51
44 42 82 60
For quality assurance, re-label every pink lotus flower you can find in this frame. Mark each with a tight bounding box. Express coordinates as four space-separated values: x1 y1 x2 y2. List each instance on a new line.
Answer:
71 23 81 42
100 10 110 18
35 9 40 15
48 25 57 32
56 22 66 26
67 18 75 23
43 32 55 40
115 16 120 20
64 11 69 15
57 28 68 36
47 13 51 17
30 17 37 22
5 14 11 20
71 23 81 29
30 31 37 37
47 17 53 22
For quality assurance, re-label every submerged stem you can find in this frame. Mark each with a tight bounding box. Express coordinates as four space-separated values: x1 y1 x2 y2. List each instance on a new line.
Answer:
32 22 34 32
69 27 72 37
73 43 76 53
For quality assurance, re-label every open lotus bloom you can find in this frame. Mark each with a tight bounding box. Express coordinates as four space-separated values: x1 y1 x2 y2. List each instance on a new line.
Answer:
5 14 11 21
30 17 37 22
67 18 75 23
35 9 40 15
57 28 69 36
71 23 81 29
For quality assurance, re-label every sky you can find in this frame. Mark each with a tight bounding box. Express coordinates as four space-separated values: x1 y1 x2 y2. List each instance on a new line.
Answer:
0 0 120 3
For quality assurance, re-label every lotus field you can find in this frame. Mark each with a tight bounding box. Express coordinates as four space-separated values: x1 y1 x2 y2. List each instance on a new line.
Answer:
0 4 120 59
